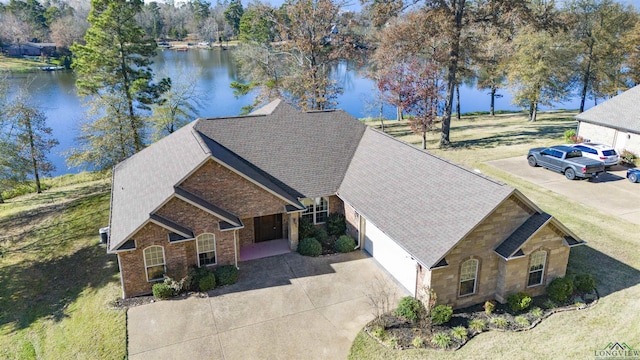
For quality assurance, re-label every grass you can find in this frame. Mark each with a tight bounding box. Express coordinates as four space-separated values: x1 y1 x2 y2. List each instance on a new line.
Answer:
350 112 640 359
0 55 49 72
0 174 126 359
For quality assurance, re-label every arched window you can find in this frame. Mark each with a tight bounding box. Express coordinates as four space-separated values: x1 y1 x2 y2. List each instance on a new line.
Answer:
197 233 216 266
144 246 165 282
459 259 479 296
528 251 547 287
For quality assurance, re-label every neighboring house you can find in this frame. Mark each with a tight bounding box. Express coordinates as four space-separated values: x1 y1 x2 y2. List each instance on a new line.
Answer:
108 100 584 308
576 85 640 155
4 42 56 57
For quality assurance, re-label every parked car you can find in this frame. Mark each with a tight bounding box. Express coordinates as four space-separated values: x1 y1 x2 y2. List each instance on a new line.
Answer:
527 145 606 180
628 168 640 183
571 143 620 168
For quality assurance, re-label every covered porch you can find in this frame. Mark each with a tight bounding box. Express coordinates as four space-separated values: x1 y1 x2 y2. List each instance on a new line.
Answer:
237 211 300 262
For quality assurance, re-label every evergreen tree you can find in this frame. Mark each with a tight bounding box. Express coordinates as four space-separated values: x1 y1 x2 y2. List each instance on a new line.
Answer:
71 0 169 167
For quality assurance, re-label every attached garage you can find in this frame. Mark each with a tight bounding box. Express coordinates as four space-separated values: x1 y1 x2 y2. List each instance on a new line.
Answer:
363 219 417 296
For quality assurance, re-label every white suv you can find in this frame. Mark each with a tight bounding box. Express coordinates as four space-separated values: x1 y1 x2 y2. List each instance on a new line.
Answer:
572 143 620 167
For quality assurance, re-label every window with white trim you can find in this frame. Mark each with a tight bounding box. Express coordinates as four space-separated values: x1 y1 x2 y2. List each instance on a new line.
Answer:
459 259 479 296
144 246 165 282
197 233 217 266
528 251 546 287
301 197 329 224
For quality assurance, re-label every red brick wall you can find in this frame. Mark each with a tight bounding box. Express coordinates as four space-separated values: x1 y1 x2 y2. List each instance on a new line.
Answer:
180 160 288 218
119 197 239 298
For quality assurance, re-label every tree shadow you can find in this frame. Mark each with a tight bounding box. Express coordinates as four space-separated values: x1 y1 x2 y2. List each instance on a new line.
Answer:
448 123 573 150
0 244 119 331
567 245 640 297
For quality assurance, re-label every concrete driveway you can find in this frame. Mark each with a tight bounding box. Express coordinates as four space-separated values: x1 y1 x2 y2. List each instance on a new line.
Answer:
127 251 406 359
488 157 640 225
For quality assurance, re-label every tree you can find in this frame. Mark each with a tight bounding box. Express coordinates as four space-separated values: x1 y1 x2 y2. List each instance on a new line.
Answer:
565 0 638 112
506 27 575 121
50 15 89 49
224 0 243 36
473 26 510 116
625 22 640 86
71 0 169 163
149 68 203 140
378 59 443 149
2 91 58 195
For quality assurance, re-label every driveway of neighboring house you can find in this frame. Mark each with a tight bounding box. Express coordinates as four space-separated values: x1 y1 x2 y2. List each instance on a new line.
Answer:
488 157 640 225
127 251 407 359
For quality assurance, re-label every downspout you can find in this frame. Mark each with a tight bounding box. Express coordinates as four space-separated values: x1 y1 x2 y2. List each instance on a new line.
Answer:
234 230 239 269
117 253 126 299
354 213 363 250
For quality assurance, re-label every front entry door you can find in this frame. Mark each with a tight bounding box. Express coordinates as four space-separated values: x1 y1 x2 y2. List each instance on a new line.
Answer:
254 214 283 242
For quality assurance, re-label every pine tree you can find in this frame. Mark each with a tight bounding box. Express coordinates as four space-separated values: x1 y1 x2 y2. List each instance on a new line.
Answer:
71 0 169 167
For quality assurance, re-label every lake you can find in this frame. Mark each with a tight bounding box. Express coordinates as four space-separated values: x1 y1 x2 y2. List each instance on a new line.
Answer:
5 48 585 176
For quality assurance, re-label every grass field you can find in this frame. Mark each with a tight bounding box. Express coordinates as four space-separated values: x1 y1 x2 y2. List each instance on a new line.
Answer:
0 56 48 72
0 174 126 359
351 112 640 359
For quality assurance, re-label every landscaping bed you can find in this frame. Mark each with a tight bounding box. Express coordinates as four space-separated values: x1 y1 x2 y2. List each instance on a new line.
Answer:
364 281 598 351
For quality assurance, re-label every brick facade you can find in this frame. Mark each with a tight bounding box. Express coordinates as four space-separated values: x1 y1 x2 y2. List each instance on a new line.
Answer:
415 195 573 309
180 159 289 218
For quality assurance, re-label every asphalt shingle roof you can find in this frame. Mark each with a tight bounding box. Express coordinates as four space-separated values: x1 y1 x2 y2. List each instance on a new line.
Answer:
194 101 366 198
576 85 640 134
495 213 552 259
337 127 515 268
108 122 210 252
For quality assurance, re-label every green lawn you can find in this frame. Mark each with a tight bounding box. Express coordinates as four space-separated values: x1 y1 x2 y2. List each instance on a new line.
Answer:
0 176 126 359
0 56 48 72
351 112 640 359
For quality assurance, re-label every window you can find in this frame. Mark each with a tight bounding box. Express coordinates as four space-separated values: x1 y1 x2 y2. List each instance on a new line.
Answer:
459 259 478 296
197 233 216 266
301 197 329 224
144 246 165 282
528 251 547 287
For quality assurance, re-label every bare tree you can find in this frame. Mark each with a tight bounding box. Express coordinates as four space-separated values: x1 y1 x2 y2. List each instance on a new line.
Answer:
365 276 397 327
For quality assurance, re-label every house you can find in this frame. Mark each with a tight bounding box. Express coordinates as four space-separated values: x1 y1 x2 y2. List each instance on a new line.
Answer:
576 85 640 155
5 42 56 57
108 100 584 308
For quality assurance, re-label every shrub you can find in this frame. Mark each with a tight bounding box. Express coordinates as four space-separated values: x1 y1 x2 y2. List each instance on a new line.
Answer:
483 300 495 314
574 273 596 292
394 296 425 323
620 149 637 166
187 266 210 291
451 326 468 341
298 218 316 240
531 307 544 318
386 336 398 347
412 336 424 348
164 275 187 295
431 332 452 349
543 299 557 310
430 304 453 325
468 319 487 332
298 237 322 256
547 277 574 303
490 317 509 328
563 129 576 142
334 235 356 253
326 212 346 236
214 265 239 286
515 316 530 327
507 292 532 312
315 228 331 247
152 283 173 299
199 273 216 291
371 326 385 340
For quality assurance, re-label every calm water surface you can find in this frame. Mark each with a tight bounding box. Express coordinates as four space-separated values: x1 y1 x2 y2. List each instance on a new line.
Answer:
6 49 582 176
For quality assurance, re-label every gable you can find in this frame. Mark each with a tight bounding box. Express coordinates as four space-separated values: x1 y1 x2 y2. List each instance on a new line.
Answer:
179 159 290 218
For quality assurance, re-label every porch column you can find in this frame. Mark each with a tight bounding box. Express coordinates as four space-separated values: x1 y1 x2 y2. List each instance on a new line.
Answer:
288 212 299 251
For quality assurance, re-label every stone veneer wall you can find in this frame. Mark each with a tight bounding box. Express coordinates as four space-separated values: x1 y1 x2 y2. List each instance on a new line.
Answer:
496 223 570 301
425 196 534 309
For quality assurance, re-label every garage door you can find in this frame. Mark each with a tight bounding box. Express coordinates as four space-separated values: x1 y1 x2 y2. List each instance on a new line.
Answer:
363 220 417 296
